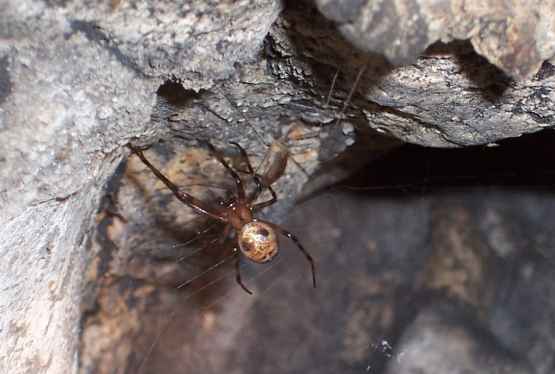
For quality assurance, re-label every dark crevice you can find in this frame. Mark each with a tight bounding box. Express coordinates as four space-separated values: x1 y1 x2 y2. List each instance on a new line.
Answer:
0 56 11 106
343 128 555 194
156 79 201 107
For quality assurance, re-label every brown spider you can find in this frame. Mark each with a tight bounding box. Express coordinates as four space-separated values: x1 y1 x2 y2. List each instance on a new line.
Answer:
127 141 316 294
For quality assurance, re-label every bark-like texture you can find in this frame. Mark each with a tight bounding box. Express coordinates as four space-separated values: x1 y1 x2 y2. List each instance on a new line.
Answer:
1 0 555 373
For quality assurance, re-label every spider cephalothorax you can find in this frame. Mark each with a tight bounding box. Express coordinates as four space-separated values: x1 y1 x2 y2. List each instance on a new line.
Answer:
128 141 315 294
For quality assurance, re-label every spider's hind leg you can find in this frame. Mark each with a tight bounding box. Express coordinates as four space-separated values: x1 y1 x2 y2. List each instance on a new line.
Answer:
234 251 253 295
263 221 316 289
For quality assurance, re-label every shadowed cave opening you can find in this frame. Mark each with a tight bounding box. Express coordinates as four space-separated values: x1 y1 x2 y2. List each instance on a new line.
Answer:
81 129 555 374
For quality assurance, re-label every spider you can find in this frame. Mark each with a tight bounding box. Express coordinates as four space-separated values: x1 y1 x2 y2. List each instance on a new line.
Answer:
127 141 316 294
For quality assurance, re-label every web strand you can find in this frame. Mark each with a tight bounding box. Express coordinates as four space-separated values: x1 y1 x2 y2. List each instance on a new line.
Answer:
136 255 286 373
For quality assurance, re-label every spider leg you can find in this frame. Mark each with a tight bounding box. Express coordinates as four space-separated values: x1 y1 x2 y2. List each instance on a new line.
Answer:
223 227 253 294
204 141 246 201
219 224 232 245
333 63 367 129
128 144 226 222
130 143 152 152
256 140 289 187
234 251 253 295
263 221 316 288
229 141 255 173
252 185 277 211
229 141 265 202
325 67 340 107
228 141 292 211
249 175 264 202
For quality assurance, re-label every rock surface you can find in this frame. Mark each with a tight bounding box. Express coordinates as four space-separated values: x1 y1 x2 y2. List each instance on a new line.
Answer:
1 1 555 373
316 0 555 79
85 136 555 374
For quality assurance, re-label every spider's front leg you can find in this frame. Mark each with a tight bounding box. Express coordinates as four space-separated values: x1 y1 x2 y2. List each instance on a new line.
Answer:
203 141 247 201
252 186 277 212
127 143 226 222
228 141 267 203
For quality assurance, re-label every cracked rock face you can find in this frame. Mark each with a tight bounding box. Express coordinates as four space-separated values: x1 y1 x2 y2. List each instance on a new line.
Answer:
316 0 555 79
1 0 555 373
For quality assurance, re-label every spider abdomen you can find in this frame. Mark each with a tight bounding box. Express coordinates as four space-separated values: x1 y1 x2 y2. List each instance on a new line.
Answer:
238 221 278 263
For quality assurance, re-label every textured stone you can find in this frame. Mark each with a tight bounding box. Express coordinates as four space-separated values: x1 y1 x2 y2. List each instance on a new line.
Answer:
2 1 555 373
316 0 555 79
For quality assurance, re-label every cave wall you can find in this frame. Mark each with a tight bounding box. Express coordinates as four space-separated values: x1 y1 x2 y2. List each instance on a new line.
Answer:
1 1 555 373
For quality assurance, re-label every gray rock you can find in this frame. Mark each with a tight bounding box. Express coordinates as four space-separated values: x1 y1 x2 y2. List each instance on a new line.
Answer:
316 0 555 79
1 1 555 373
